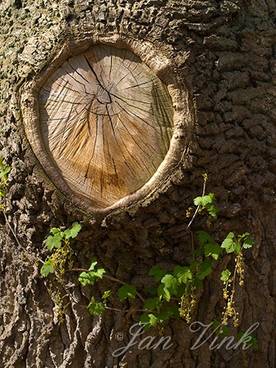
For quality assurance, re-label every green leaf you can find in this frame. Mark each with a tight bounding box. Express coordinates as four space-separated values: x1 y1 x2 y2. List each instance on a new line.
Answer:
139 313 150 325
93 268 106 279
194 193 215 207
79 271 95 286
221 232 240 254
87 297 105 316
64 222 82 240
173 266 192 284
194 193 218 218
118 284 137 301
40 258 55 277
158 274 179 302
102 290 112 300
88 260 98 271
158 284 171 302
193 197 202 206
141 305 179 328
220 269 231 283
139 313 160 328
242 241 253 249
78 266 106 286
207 204 219 218
148 313 159 327
204 242 222 260
197 260 213 280
44 234 63 251
241 234 254 249
149 265 167 282
161 274 179 296
144 297 161 311
50 227 63 236
196 231 221 260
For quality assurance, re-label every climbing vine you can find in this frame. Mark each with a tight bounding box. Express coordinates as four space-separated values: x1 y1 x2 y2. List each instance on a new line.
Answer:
40 222 82 279
40 174 255 344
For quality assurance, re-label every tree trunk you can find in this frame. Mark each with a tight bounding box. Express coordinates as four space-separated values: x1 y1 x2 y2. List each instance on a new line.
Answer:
0 0 275 367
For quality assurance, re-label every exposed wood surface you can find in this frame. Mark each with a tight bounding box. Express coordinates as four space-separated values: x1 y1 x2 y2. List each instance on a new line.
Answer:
39 45 173 208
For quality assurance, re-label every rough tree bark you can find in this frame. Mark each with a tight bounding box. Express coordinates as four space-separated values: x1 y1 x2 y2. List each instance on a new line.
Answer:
0 0 275 368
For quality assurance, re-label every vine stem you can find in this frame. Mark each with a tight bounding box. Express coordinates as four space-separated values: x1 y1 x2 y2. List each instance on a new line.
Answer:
69 268 145 303
105 306 124 312
3 211 22 249
187 173 207 230
186 173 208 258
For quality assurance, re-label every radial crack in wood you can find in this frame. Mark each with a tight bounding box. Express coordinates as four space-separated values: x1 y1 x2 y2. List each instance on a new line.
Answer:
39 45 174 208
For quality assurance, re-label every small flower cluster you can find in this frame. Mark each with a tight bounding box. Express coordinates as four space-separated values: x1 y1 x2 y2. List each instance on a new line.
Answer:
179 288 198 324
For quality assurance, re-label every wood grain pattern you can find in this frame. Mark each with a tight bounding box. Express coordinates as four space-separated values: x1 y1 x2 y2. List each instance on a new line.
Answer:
39 45 173 208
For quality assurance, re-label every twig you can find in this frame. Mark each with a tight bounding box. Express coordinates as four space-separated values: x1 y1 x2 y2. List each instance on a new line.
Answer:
3 211 22 249
105 306 124 312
